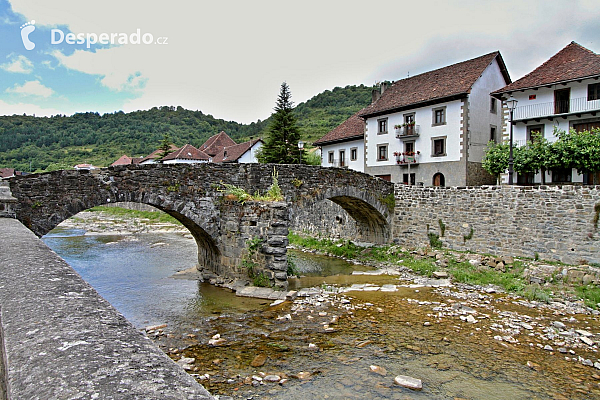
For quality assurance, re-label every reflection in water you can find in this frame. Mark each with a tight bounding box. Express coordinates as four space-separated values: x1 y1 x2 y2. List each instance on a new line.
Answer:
42 227 266 328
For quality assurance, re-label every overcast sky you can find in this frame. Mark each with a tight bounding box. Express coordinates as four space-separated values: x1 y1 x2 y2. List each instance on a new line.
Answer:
0 0 598 124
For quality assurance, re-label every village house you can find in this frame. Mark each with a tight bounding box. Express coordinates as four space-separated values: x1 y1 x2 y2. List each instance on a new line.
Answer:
111 131 262 166
492 42 600 184
212 138 263 163
161 144 210 164
313 111 365 172
357 51 510 186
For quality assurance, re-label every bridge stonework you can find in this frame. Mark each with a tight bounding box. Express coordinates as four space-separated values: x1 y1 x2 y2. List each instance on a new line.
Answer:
4 164 394 288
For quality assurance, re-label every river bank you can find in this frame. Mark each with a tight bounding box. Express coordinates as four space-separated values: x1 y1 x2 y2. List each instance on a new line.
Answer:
50 207 600 399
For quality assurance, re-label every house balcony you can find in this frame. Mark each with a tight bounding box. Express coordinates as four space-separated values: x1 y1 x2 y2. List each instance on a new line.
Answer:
395 125 420 139
329 159 348 168
512 97 600 121
394 152 420 166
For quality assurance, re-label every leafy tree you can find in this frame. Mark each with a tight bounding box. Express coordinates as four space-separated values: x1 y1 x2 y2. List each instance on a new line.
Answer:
258 82 303 164
482 141 509 183
514 132 551 184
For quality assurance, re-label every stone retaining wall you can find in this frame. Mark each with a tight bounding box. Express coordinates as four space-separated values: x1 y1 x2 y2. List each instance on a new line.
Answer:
394 185 600 265
0 218 213 399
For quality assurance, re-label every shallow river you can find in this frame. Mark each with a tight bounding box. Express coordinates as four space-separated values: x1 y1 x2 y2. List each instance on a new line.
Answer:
43 228 600 399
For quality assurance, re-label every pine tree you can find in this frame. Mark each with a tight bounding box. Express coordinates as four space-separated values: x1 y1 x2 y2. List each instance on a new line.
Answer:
258 82 304 164
158 133 172 160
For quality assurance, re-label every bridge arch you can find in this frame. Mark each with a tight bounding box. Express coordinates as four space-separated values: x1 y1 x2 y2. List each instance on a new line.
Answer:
5 164 394 287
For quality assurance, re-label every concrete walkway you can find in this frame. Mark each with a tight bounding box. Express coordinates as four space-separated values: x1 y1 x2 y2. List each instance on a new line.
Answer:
0 218 213 399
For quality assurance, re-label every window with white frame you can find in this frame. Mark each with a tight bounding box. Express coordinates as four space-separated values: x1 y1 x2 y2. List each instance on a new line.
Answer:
328 151 334 164
350 147 358 161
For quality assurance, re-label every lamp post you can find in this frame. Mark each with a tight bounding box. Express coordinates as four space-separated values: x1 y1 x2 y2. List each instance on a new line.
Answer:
297 141 304 164
506 96 518 185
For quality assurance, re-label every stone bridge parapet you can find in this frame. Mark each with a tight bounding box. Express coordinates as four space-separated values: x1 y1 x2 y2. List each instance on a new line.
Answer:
4 164 394 288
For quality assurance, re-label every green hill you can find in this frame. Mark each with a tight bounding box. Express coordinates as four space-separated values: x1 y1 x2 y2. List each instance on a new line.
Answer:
0 84 373 172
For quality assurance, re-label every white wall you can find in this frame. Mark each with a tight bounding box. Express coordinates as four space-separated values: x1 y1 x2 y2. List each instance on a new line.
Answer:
365 99 463 168
467 58 509 162
238 141 263 163
163 159 209 164
320 139 364 172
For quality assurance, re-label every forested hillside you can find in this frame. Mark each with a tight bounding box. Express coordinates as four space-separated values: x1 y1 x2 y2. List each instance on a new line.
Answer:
0 84 372 171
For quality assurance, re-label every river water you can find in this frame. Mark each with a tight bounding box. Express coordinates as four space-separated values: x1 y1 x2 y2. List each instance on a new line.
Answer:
42 228 600 399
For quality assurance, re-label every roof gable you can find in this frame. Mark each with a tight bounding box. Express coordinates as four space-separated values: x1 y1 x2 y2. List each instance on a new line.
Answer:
494 42 600 94
313 110 365 146
212 138 263 163
360 52 505 117
111 155 133 166
199 131 237 157
162 144 210 161
139 144 179 163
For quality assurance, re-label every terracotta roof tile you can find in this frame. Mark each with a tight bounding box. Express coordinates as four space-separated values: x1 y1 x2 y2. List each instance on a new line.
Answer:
0 168 15 179
162 144 210 161
313 111 365 146
360 52 508 117
139 144 179 163
199 131 237 157
111 155 133 166
493 42 600 94
212 138 263 163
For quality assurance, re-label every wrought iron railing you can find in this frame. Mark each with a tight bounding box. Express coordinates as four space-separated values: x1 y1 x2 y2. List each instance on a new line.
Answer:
512 97 600 120
395 125 420 138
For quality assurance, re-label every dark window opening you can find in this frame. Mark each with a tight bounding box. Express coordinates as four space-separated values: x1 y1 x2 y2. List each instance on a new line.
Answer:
551 168 572 183
588 83 600 101
403 173 416 185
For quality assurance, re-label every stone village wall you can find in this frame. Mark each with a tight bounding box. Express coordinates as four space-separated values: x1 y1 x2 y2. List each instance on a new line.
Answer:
393 185 600 265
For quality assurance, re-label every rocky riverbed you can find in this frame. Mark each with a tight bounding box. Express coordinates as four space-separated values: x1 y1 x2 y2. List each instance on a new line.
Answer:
145 256 600 400
57 209 600 399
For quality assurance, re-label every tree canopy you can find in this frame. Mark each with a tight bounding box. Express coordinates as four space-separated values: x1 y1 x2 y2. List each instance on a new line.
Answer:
482 127 600 183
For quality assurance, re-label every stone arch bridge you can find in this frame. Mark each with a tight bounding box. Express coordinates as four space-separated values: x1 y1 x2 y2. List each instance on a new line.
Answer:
3 164 394 288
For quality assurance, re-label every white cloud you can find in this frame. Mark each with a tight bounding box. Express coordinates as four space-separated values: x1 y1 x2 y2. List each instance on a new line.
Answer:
1 54 33 73
6 80 55 97
0 99 61 116
7 0 600 123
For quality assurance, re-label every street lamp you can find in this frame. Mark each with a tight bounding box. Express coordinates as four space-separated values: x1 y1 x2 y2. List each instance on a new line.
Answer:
297 141 304 164
506 96 518 185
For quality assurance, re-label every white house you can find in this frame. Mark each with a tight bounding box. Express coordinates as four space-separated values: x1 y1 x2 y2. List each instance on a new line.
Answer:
212 138 264 163
161 144 210 164
313 111 365 172
358 51 510 186
492 42 600 185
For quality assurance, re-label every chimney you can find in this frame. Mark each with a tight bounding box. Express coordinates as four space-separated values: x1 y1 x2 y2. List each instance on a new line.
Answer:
372 88 381 103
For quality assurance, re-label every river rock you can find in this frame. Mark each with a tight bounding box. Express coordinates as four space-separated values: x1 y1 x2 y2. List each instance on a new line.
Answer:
251 354 267 367
296 371 311 380
552 321 566 330
264 375 281 382
370 365 387 376
394 375 422 391
580 336 594 346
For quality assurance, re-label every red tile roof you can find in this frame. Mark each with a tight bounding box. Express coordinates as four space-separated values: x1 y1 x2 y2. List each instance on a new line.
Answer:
313 111 365 146
212 138 263 163
493 42 600 94
111 155 134 166
199 131 237 157
360 52 509 118
139 144 179 163
0 168 15 179
162 144 210 161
